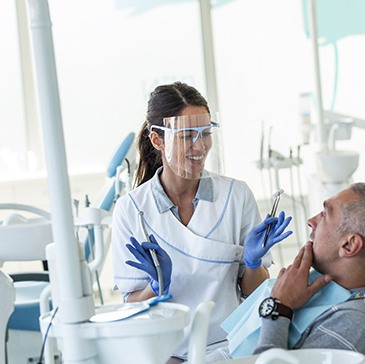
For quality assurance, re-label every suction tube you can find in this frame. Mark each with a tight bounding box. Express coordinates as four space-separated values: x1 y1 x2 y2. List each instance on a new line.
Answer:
138 212 164 296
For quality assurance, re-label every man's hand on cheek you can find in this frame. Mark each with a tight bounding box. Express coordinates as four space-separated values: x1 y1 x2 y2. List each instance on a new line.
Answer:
271 242 332 309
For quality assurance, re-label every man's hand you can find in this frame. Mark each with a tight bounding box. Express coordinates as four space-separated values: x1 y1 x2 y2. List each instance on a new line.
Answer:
271 241 332 309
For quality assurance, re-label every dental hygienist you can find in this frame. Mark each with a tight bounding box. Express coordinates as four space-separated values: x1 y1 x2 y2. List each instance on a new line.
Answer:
112 82 292 363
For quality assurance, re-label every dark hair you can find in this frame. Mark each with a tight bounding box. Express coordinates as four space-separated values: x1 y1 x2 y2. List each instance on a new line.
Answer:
337 182 365 239
134 82 210 187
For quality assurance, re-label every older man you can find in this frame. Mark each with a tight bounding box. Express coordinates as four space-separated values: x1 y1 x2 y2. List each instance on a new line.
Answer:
212 183 365 361
253 182 365 354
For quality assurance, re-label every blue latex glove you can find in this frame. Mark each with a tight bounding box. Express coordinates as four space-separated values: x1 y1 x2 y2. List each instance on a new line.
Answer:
125 234 172 295
244 211 292 269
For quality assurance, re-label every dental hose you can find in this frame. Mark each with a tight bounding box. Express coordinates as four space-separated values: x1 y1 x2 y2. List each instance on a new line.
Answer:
139 211 164 296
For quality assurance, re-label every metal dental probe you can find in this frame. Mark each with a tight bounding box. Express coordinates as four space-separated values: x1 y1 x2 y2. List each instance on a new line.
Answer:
262 189 284 248
138 211 164 296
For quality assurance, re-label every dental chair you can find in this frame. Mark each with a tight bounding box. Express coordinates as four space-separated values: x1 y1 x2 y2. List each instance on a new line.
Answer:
0 132 136 363
0 203 54 363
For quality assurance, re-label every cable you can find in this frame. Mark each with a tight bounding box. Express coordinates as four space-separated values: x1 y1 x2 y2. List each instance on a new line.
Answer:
37 307 59 364
124 157 131 175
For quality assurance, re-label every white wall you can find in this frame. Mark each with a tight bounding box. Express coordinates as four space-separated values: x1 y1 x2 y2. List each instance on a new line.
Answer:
2 1 365 197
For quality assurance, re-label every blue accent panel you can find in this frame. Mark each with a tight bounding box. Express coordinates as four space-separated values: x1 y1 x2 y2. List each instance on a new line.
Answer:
8 281 51 332
8 303 41 331
106 132 135 178
100 184 116 211
84 231 94 262
205 179 234 238
128 192 140 211
302 0 365 42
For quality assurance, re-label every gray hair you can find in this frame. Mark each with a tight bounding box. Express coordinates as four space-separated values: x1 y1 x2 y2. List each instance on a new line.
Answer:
337 182 365 238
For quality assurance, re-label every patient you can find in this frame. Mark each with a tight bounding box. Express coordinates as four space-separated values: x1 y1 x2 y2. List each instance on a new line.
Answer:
209 182 365 361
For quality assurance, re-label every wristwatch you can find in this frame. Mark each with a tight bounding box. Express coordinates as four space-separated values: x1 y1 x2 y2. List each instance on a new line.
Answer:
258 297 293 321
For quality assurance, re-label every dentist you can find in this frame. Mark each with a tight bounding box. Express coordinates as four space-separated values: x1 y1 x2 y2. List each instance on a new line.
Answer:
112 82 292 362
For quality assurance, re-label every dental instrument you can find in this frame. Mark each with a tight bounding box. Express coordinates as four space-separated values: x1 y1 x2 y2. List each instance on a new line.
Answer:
262 189 284 248
138 211 164 297
89 294 172 323
256 124 309 262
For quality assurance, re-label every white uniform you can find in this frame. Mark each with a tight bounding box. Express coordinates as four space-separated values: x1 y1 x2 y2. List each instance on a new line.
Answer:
112 172 262 357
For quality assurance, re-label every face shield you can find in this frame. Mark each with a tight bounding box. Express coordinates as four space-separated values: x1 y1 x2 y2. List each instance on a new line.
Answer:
150 113 223 179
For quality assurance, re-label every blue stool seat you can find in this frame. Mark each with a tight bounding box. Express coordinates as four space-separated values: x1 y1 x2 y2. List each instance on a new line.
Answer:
8 280 49 331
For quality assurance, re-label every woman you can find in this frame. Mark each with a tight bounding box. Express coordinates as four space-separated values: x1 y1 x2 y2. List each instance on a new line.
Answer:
112 82 292 362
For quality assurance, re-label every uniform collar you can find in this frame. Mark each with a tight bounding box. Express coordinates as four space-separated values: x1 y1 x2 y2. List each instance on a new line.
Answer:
151 167 213 214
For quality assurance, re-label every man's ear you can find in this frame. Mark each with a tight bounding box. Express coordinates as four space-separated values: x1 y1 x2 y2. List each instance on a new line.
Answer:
149 131 164 151
340 234 364 257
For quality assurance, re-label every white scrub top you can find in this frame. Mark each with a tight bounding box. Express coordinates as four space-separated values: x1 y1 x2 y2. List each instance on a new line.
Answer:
112 170 264 357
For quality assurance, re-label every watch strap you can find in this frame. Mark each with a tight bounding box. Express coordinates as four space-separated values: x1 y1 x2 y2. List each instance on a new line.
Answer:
273 300 293 321
259 297 293 321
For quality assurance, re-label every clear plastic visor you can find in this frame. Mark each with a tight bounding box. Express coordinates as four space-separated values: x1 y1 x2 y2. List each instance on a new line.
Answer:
150 114 221 179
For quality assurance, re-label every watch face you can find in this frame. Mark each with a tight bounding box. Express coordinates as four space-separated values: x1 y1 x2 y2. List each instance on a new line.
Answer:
259 297 276 317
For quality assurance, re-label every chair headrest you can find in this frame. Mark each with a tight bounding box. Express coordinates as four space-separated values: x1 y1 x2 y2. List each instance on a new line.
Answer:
106 132 135 178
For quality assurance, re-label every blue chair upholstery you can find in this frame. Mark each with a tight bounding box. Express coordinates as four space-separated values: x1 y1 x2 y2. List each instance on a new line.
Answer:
7 279 49 331
106 132 135 178
84 132 135 262
0 271 15 363
0 206 53 332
